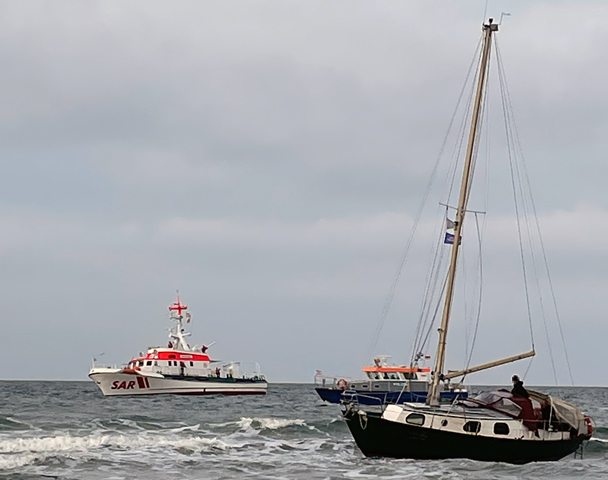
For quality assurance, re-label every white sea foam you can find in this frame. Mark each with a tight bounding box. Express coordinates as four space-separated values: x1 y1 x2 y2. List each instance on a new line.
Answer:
167 424 201 433
236 417 313 431
0 431 229 456
0 453 39 471
591 437 608 443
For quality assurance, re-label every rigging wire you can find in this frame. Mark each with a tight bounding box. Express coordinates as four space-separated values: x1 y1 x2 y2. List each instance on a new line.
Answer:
464 78 492 372
460 37 493 377
368 36 484 363
464 212 484 372
482 0 490 23
434 32 489 371
453 36 492 373
407 38 485 365
495 40 537 356
495 39 574 385
494 39 566 387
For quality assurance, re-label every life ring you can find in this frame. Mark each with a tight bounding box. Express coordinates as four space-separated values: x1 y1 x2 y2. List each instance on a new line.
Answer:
585 416 593 437
337 379 348 390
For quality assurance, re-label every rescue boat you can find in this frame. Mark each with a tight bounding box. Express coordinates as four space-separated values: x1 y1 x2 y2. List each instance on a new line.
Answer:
315 356 467 405
89 294 267 396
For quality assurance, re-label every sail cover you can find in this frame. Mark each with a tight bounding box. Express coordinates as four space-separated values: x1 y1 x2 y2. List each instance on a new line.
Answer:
464 390 586 434
529 390 586 434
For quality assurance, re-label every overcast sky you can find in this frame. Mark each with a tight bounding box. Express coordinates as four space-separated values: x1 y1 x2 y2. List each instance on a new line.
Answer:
0 1 606 386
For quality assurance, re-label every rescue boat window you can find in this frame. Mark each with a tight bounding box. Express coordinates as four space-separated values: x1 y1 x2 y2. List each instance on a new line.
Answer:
405 413 425 426
493 423 510 435
146 361 152 366
154 361 158 366
374 384 381 389
138 361 144 367
190 362 194 367
361 384 369 389
463 421 481 433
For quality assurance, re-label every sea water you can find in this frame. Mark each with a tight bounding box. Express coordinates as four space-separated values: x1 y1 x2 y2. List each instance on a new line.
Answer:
1 381 607 479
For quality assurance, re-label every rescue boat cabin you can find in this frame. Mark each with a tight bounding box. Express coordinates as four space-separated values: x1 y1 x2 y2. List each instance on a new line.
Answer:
126 348 213 377
362 366 431 382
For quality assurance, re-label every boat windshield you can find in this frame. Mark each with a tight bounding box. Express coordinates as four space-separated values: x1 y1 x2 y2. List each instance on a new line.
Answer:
465 391 522 417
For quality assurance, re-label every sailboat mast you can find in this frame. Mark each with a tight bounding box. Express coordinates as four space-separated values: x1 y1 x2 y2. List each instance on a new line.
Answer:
428 19 498 405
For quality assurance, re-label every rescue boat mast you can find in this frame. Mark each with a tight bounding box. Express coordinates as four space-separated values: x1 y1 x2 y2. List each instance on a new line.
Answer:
168 294 192 351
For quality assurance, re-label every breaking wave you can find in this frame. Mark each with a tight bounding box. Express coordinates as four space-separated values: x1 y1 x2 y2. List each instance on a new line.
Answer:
0 431 229 455
0 416 28 431
236 417 314 431
0 430 231 472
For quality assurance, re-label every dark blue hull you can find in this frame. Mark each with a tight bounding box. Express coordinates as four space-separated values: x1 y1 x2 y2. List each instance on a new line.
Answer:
315 387 466 405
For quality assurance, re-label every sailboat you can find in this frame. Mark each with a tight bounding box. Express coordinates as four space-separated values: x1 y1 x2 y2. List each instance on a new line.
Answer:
342 19 592 463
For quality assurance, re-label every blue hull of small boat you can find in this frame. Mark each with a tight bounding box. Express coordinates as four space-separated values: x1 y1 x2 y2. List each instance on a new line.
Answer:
315 387 466 405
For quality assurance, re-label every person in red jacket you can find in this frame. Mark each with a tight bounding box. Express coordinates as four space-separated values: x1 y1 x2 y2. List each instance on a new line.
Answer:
510 375 536 431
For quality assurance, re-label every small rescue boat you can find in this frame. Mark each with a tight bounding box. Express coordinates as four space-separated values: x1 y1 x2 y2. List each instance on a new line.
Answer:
89 294 267 396
315 356 467 405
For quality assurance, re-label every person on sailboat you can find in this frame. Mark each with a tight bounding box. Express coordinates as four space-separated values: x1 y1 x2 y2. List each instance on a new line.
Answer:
509 375 536 431
511 375 530 398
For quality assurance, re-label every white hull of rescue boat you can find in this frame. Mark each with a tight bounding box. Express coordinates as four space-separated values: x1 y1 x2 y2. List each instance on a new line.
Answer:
89 370 267 396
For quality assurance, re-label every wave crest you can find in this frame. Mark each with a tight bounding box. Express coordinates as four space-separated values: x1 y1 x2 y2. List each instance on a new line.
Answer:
236 417 313 432
0 431 229 458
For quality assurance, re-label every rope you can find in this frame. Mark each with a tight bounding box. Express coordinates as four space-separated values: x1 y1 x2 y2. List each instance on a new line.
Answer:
358 412 368 430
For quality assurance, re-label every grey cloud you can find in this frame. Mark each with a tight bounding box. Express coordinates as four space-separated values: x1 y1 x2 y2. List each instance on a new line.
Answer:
0 1 606 386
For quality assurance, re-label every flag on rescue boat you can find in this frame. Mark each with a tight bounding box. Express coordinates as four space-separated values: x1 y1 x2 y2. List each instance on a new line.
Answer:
444 218 461 245
186 312 192 323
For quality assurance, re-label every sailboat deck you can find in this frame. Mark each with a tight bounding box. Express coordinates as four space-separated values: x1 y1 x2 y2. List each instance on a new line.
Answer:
401 402 513 420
